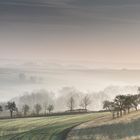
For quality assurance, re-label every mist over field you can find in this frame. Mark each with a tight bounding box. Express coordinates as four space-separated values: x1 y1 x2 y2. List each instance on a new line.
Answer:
1 0 140 109
0 59 139 111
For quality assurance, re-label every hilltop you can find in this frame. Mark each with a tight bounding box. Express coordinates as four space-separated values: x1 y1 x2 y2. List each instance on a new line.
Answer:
67 110 140 140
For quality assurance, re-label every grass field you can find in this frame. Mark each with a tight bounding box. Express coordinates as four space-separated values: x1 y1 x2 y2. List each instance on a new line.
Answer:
67 111 140 140
0 112 108 140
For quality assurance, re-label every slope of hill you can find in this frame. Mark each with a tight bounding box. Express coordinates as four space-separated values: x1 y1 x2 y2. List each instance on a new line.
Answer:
0 112 108 140
66 111 140 140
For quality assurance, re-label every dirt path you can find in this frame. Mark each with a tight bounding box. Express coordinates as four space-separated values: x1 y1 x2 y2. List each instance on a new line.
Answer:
66 114 111 140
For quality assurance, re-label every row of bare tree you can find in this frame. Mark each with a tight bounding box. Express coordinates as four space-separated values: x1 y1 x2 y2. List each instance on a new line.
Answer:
103 88 140 118
67 94 91 112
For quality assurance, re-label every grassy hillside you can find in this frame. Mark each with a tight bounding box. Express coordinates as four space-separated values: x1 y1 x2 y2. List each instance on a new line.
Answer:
0 112 108 140
67 111 140 140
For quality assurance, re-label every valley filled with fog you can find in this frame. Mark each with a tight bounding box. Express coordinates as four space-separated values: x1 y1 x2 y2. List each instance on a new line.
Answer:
0 60 140 111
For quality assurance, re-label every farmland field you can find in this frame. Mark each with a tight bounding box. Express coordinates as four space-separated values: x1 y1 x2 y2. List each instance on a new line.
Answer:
0 112 108 140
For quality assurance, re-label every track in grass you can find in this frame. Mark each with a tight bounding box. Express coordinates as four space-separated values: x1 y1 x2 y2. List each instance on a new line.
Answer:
66 111 140 140
0 112 108 140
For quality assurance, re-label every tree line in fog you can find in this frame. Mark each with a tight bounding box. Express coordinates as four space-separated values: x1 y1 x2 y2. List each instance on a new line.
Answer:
0 86 139 119
0 93 91 118
103 87 140 118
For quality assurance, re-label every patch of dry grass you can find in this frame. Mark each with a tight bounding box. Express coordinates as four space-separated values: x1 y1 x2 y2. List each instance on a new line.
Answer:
67 111 140 140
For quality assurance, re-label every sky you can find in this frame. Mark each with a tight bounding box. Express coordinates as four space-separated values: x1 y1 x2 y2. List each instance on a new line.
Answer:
0 0 140 66
1 0 140 101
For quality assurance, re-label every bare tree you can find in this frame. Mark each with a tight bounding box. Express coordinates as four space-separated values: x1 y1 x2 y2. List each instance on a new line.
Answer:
103 100 116 118
0 105 3 112
123 95 133 114
132 87 140 111
80 94 91 111
34 104 42 115
47 104 54 114
22 104 30 116
43 102 48 115
131 94 140 111
6 102 16 118
114 95 126 117
103 100 113 111
67 96 75 111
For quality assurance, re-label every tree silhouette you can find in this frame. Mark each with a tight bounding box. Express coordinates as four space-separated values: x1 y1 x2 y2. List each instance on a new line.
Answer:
103 100 116 118
103 88 140 119
67 96 75 112
6 102 16 118
43 102 48 115
22 105 30 116
47 104 54 114
0 105 3 112
34 104 42 115
114 95 126 117
103 100 113 111
80 94 91 111
123 95 133 114
131 94 140 111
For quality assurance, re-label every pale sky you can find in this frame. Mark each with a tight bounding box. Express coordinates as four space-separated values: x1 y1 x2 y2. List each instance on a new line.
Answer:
1 0 140 101
0 0 140 67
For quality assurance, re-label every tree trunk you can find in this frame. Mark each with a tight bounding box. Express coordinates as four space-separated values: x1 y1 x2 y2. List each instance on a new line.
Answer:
10 111 13 118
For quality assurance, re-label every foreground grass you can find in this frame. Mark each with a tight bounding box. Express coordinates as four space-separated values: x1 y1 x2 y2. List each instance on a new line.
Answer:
67 111 140 140
0 112 108 140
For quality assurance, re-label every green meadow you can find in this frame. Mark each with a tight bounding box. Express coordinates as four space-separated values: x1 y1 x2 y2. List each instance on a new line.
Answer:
1 111 140 140
0 113 107 140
